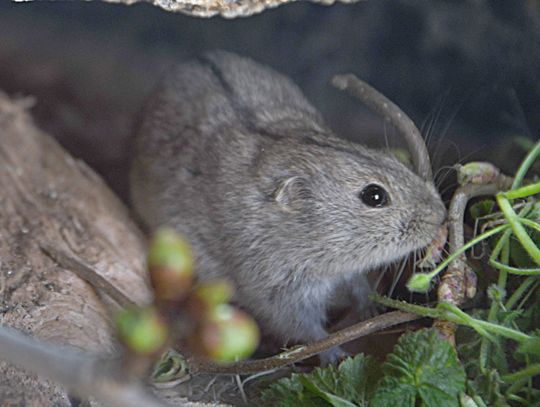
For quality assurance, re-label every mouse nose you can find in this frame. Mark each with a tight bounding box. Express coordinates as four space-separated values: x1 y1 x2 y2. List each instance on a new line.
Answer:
426 199 446 226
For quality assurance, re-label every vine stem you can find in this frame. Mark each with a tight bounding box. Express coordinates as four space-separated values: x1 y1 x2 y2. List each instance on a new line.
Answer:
502 363 540 383
511 140 540 189
434 180 510 344
497 194 540 265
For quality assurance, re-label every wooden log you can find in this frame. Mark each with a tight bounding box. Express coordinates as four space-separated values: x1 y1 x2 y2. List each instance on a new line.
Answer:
0 92 152 405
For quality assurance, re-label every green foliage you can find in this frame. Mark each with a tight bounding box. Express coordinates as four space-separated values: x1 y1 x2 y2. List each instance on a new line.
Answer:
469 199 495 220
261 354 380 407
371 329 465 407
262 330 466 407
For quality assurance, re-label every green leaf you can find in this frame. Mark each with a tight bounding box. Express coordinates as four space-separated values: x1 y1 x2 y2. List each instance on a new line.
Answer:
469 200 495 220
466 369 509 407
261 376 328 407
299 376 357 407
261 354 380 407
338 354 381 405
371 377 416 407
372 329 466 407
509 232 540 268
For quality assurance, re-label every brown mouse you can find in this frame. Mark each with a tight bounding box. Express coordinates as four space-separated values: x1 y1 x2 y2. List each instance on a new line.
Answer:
130 51 446 363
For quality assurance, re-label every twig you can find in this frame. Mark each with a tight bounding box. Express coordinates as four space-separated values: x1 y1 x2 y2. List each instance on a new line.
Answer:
0 325 172 407
188 310 421 375
40 243 418 378
434 175 512 343
40 244 136 309
332 74 432 181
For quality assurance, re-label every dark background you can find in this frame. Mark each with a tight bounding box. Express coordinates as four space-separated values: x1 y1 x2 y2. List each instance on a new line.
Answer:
0 0 539 202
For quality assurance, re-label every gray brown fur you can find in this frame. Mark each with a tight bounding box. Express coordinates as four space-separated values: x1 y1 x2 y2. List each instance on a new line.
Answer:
130 51 446 362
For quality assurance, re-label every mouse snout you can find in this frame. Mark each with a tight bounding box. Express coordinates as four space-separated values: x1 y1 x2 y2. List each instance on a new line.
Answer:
421 184 447 225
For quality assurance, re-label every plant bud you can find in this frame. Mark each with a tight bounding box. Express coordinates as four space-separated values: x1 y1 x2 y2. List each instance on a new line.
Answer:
147 228 194 302
193 304 259 363
116 306 169 355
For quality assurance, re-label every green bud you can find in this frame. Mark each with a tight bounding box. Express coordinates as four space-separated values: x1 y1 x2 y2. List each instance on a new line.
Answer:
197 304 259 363
487 284 506 303
147 228 194 301
194 280 234 307
116 306 169 355
456 162 499 185
406 273 433 293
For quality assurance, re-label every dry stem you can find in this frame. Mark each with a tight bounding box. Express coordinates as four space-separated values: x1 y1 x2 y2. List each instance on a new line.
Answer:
332 74 432 181
188 310 421 375
41 244 137 309
434 175 513 343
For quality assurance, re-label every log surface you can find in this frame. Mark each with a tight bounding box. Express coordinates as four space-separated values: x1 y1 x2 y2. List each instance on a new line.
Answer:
0 92 151 405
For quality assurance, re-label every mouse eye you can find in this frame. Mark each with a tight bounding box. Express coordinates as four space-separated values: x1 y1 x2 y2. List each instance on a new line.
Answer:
359 184 389 207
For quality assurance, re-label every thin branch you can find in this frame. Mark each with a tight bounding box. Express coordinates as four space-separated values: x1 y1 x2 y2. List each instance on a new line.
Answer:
0 325 172 407
188 310 421 375
332 74 432 181
40 244 421 376
40 244 136 309
434 175 512 343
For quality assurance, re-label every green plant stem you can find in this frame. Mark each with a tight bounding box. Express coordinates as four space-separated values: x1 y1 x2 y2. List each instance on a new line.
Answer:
441 303 531 342
502 363 540 383
487 209 540 275
489 228 512 262
518 217 540 233
371 295 532 343
497 194 540 266
506 277 537 309
506 394 532 405
511 140 540 189
413 224 509 283
516 279 540 310
506 379 529 399
503 182 540 199
481 234 511 371
438 303 495 341
488 259 540 275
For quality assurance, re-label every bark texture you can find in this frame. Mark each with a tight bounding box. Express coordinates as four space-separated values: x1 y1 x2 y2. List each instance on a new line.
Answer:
0 92 151 405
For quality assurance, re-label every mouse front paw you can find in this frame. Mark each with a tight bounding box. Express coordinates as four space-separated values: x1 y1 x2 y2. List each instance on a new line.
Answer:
318 346 350 366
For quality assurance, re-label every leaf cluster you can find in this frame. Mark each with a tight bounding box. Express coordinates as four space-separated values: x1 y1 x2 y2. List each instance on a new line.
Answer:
262 329 466 407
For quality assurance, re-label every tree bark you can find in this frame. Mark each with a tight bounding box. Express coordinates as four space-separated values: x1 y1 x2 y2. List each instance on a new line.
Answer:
0 92 152 405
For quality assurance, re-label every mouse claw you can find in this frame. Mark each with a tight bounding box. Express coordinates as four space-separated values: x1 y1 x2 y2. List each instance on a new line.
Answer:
319 346 350 366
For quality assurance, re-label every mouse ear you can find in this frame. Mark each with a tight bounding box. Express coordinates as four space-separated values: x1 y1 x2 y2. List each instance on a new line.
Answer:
273 176 312 212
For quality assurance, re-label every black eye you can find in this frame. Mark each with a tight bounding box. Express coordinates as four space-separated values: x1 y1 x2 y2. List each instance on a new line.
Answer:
360 184 389 207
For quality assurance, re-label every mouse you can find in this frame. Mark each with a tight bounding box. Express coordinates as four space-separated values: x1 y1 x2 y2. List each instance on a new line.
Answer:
129 50 446 364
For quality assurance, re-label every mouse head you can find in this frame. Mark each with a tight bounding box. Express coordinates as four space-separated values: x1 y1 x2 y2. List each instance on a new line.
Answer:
255 138 446 275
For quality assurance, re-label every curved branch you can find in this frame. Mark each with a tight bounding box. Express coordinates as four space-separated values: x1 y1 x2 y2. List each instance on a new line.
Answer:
188 310 421 375
434 175 512 343
332 74 432 181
